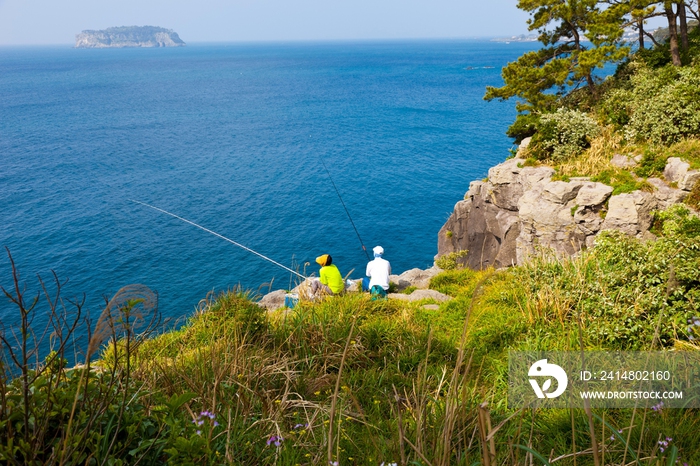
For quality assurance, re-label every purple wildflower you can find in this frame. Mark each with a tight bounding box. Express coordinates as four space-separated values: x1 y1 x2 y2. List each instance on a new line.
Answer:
267 435 283 447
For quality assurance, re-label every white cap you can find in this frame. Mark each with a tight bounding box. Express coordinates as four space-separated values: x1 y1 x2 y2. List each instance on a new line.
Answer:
373 245 384 255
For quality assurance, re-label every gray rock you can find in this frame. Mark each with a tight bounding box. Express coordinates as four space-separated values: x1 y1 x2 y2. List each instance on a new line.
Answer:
258 290 287 311
575 182 613 207
488 158 522 185
519 166 555 191
516 137 532 157
437 154 689 272
574 206 604 235
388 276 412 292
664 157 700 190
516 189 585 263
647 178 687 209
542 181 583 204
611 154 637 169
600 192 657 236
395 266 443 289
388 289 452 302
465 180 484 199
438 190 520 269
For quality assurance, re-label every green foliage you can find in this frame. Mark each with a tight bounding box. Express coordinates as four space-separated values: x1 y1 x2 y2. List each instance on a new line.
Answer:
530 108 601 160
6 217 700 464
655 204 700 238
624 63 700 145
435 249 469 270
637 21 700 68
591 168 650 195
599 87 633 129
506 112 540 143
635 146 669 178
485 0 629 117
685 181 700 210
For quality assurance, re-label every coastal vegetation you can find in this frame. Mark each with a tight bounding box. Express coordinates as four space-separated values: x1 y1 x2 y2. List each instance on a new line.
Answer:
485 1 700 195
2 204 700 464
3 1 700 465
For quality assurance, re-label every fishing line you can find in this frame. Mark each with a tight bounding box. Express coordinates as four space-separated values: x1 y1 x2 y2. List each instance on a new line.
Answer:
319 158 371 261
129 199 306 279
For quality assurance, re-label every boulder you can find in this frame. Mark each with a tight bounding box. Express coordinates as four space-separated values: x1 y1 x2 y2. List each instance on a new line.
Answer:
575 182 613 207
516 189 586 263
437 154 688 271
516 137 532 157
486 158 525 211
519 166 555 191
574 206 605 236
541 181 583 204
600 191 657 236
258 290 287 311
465 180 484 198
664 157 700 191
394 266 443 289
438 191 520 270
647 178 687 209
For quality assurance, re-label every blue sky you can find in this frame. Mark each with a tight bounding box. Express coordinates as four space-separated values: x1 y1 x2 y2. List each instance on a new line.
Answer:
0 0 531 45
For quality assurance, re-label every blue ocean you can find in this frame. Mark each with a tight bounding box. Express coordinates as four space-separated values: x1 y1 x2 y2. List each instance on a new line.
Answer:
0 40 536 334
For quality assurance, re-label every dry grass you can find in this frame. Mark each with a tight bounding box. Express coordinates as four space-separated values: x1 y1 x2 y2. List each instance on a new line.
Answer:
556 126 625 178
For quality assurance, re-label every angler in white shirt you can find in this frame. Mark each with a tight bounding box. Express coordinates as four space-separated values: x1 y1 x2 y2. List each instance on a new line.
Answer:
363 245 392 292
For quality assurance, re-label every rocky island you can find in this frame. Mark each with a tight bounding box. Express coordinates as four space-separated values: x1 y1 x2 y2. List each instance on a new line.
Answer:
75 26 185 48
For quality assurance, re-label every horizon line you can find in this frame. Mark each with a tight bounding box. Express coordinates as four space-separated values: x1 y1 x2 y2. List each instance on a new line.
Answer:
0 35 535 48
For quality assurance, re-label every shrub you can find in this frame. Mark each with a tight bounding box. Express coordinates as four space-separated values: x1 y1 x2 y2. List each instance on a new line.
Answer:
506 112 540 143
599 87 633 129
625 64 700 145
530 108 601 161
435 250 469 270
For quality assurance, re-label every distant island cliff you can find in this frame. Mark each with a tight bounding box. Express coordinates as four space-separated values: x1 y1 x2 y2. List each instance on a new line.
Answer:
75 26 185 48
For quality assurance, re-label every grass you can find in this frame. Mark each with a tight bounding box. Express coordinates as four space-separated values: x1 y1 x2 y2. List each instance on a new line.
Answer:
4 207 700 464
124 217 700 463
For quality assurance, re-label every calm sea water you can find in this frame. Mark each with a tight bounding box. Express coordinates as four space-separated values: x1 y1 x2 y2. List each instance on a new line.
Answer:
0 40 537 337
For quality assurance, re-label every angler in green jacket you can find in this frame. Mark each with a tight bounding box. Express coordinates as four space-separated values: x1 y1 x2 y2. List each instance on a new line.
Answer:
311 254 345 296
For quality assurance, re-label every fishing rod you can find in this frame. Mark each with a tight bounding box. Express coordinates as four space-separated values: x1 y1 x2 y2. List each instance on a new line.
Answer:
129 199 307 280
319 158 371 262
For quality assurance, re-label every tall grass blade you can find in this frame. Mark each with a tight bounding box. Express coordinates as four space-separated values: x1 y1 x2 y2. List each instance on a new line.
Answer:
591 412 637 461
514 444 551 466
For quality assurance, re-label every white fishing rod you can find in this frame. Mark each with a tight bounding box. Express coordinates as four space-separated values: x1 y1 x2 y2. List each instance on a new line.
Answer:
129 199 306 280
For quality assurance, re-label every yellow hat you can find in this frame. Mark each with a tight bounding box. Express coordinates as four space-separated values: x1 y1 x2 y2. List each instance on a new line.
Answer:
315 254 330 266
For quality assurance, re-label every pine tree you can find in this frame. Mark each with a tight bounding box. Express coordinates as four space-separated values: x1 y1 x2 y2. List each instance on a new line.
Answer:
484 0 629 140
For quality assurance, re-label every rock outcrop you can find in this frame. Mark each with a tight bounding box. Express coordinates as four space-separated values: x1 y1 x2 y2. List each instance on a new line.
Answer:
75 26 185 48
438 153 693 269
257 265 446 311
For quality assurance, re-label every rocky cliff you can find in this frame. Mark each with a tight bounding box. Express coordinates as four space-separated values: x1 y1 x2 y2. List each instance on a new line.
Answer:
437 140 698 269
75 26 185 48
